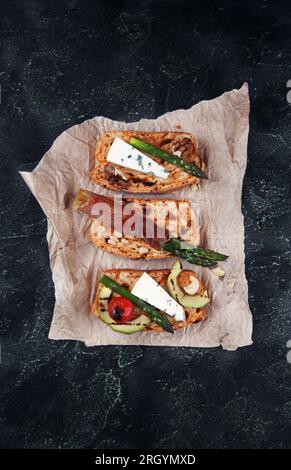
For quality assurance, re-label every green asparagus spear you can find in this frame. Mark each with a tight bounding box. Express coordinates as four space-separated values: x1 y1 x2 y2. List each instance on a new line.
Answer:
129 137 208 179
165 248 218 268
162 239 228 267
163 239 228 262
100 275 174 334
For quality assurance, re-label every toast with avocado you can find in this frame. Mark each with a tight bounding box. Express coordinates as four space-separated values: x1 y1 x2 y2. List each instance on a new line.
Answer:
90 131 207 193
93 261 210 335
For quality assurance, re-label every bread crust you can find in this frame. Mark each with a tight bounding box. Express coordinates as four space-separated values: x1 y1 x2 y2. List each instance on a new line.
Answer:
91 131 204 193
92 269 206 332
89 197 199 259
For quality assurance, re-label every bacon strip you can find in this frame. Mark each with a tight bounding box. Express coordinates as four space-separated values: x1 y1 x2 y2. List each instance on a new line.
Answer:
73 189 167 250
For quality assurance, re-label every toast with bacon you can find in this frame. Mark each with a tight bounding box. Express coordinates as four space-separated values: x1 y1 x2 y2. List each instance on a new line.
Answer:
74 189 199 259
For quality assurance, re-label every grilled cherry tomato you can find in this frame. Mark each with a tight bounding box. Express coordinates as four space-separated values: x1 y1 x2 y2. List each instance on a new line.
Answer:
108 297 134 323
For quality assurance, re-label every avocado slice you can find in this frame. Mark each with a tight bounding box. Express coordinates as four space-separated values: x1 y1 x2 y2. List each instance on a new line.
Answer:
127 314 151 326
167 260 210 308
98 286 114 324
99 286 112 299
110 323 145 334
167 260 185 302
99 304 114 325
109 314 151 334
179 295 210 308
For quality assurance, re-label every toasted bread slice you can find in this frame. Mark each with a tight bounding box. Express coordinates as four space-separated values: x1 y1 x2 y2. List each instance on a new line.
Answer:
89 197 199 259
93 269 206 332
91 131 204 193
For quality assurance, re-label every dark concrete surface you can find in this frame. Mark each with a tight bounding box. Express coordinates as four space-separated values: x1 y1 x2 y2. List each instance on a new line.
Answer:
0 0 290 449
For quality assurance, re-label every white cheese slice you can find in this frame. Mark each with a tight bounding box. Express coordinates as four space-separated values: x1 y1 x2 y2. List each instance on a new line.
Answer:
107 137 169 179
131 272 185 322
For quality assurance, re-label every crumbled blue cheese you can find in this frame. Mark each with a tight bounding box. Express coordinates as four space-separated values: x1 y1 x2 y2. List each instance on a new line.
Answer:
107 137 169 179
131 272 185 322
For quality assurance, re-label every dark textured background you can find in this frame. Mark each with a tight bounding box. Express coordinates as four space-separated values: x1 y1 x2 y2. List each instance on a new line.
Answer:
0 0 291 449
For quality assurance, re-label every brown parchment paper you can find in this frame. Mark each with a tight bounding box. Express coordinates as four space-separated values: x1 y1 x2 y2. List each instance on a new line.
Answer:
20 83 252 351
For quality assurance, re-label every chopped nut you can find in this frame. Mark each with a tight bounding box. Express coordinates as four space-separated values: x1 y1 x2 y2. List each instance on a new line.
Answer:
121 238 129 244
114 231 122 239
227 280 236 289
173 141 182 151
104 164 128 186
181 144 193 162
115 167 128 181
138 246 149 255
211 267 225 278
191 184 199 191
108 238 117 245
183 144 192 153
181 137 191 145
177 270 200 295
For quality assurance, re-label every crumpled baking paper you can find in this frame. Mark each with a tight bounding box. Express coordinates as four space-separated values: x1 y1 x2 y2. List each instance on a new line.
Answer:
20 83 252 350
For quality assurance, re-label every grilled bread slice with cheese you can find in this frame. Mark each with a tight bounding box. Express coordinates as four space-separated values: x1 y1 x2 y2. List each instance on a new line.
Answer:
89 197 199 259
93 268 206 333
91 131 204 193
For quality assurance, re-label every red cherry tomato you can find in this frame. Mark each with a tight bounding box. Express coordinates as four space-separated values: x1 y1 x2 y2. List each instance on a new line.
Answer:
108 297 134 323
